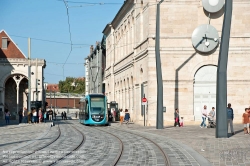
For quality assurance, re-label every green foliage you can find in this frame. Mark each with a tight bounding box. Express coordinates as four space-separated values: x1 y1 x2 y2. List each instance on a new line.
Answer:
59 77 85 94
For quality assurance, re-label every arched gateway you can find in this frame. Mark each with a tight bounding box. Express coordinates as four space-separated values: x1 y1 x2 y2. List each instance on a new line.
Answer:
193 65 217 121
0 30 46 124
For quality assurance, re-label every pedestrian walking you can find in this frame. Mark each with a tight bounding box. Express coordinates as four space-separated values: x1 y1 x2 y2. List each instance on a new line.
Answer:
124 109 130 125
119 109 124 125
5 109 11 125
44 111 47 123
61 112 64 120
200 105 208 128
39 108 43 123
227 103 235 135
18 108 23 123
75 111 78 119
174 108 180 127
242 108 250 135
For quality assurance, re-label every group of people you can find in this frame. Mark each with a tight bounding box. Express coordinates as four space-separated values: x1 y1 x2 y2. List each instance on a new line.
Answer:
200 104 234 134
174 108 184 127
17 107 59 124
119 109 130 125
61 111 67 120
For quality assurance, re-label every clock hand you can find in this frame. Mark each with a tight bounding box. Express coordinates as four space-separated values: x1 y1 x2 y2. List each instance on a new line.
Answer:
203 37 218 41
194 37 205 48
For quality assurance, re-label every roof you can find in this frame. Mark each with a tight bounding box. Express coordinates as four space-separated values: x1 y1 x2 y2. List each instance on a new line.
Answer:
0 30 26 58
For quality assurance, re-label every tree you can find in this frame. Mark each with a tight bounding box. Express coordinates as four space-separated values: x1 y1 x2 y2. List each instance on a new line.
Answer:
59 77 85 94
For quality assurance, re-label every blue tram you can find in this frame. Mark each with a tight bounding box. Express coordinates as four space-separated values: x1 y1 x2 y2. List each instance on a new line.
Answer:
79 93 109 125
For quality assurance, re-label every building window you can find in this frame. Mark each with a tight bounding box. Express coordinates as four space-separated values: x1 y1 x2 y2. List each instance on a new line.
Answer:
2 37 8 49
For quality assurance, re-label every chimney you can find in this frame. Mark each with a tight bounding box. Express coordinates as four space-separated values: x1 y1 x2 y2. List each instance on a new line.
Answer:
90 45 94 54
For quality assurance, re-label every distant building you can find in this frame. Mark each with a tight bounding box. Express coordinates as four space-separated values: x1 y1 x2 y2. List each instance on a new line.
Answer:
85 39 106 95
47 84 59 93
0 30 46 123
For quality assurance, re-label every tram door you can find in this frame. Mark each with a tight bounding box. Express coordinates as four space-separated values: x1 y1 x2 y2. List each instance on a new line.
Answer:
107 102 119 121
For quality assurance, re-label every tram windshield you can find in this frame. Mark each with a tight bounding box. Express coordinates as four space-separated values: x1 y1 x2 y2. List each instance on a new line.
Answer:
90 97 105 114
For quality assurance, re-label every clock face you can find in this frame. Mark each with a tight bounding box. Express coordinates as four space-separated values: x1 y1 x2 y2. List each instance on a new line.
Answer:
191 24 219 53
202 0 224 13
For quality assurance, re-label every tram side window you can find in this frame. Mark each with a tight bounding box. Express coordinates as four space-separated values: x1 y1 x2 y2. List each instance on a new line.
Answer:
85 100 89 120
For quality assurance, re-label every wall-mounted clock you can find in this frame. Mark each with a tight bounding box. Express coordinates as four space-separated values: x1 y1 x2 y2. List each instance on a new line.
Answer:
191 24 219 53
202 0 224 13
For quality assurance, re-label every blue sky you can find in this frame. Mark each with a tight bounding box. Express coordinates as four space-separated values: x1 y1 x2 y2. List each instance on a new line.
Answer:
0 0 123 83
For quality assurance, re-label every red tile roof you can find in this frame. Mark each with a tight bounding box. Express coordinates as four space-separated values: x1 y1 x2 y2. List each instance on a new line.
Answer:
0 30 26 58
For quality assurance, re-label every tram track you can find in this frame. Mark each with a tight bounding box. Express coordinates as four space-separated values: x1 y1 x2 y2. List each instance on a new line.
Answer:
97 126 171 166
0 123 61 166
93 127 124 166
49 124 86 166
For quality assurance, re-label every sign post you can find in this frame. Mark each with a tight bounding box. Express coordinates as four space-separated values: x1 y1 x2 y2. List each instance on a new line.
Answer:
142 97 147 126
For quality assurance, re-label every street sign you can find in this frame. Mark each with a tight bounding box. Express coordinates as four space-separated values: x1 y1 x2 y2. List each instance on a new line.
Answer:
142 97 147 105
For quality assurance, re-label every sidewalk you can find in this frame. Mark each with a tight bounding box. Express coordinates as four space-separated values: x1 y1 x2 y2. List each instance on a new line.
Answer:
114 122 250 166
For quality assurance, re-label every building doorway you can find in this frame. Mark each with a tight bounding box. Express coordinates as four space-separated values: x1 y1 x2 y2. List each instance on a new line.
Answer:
193 65 217 121
4 76 28 121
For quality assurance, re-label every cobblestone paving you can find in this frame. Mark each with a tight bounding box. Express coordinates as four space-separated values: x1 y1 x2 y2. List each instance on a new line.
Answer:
1 119 249 166
117 123 250 166
0 123 50 153
59 121 122 166
28 121 83 166
98 126 166 166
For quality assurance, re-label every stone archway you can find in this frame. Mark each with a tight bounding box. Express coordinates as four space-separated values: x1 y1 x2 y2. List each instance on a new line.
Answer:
3 75 28 121
193 65 217 121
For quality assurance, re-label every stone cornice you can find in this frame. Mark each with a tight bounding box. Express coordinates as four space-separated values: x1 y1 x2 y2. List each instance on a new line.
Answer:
0 58 46 67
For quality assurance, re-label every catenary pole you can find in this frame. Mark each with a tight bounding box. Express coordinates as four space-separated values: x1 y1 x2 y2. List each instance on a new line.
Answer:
28 38 31 116
216 0 233 138
155 0 164 129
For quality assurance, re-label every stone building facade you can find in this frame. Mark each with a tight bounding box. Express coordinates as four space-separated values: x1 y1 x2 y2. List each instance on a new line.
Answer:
0 30 46 122
102 0 250 126
85 39 106 95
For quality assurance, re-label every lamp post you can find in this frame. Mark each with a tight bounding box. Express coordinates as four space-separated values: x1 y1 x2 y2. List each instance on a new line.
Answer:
44 82 48 111
67 81 77 113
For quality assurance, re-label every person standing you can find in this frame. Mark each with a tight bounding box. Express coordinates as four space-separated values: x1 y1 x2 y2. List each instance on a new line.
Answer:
227 103 235 135
209 107 216 120
18 108 23 123
48 109 53 121
38 108 43 123
200 105 208 128
174 108 180 127
54 111 57 121
44 111 47 123
242 108 250 135
124 109 130 125
22 107 28 123
64 111 67 120
180 117 184 127
119 109 124 125
32 109 37 124
5 109 11 125
61 112 64 120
